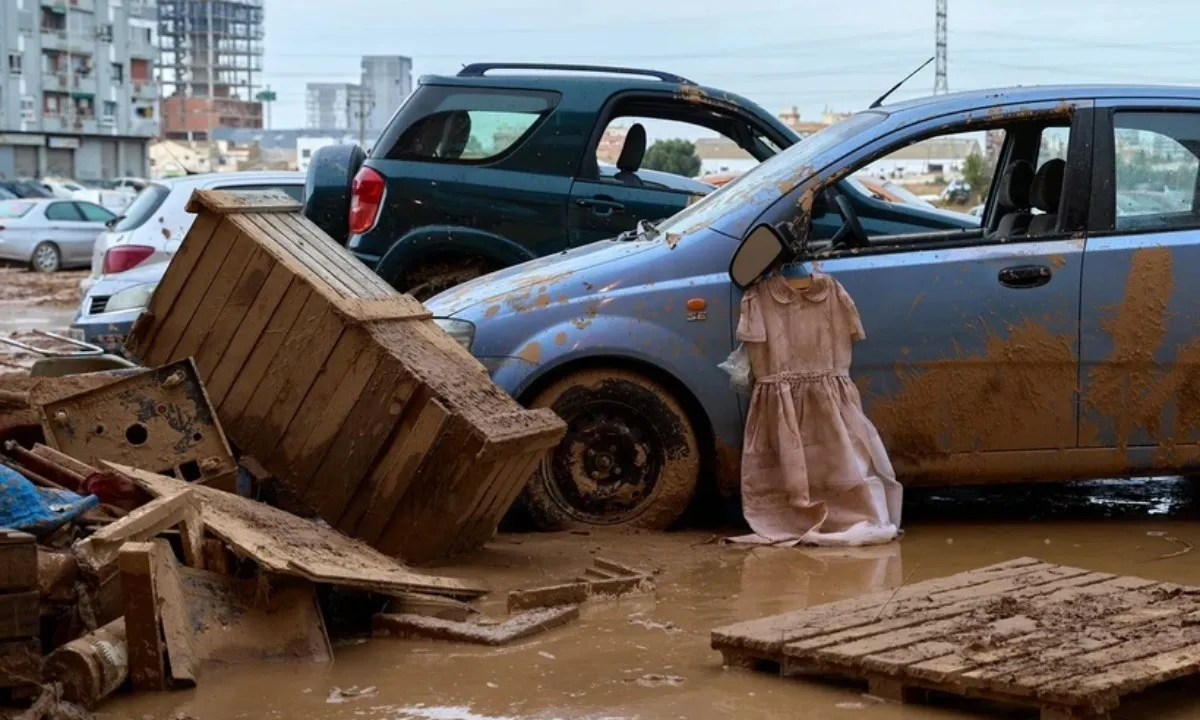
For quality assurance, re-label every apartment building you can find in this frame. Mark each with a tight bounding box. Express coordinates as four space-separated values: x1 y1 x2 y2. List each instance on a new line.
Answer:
305 82 370 132
0 0 159 180
360 55 412 138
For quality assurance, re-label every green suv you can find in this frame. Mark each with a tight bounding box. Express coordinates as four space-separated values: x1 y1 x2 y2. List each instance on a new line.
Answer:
303 63 799 299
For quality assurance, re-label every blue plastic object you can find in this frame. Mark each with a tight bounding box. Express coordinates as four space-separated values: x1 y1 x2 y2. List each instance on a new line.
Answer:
0 464 99 537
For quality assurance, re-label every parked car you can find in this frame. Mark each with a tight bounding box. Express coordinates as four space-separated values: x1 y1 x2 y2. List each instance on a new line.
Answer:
70 260 167 352
0 181 52 199
82 171 305 294
0 198 115 272
426 84 1200 531
304 63 800 299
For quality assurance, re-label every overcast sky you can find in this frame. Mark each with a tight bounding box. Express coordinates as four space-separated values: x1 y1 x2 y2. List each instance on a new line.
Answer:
261 0 1200 132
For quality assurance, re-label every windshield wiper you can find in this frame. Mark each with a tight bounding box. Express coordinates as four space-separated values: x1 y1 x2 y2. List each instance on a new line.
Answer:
617 219 660 242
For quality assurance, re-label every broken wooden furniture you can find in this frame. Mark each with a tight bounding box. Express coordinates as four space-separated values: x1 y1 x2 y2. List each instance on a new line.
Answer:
123 189 566 564
0 531 40 704
374 605 579 646
712 557 1200 720
508 557 654 612
37 359 237 492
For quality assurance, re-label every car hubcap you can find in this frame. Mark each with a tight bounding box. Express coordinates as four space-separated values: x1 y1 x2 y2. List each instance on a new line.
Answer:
548 404 664 524
34 246 56 271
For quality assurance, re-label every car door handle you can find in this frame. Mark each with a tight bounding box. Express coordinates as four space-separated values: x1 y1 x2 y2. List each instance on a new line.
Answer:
576 197 625 217
998 264 1052 289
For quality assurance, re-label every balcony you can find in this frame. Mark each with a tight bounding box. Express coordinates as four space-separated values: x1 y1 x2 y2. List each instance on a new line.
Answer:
76 118 99 135
128 37 155 60
131 81 157 100
130 117 159 137
41 30 69 52
41 115 68 132
42 72 68 92
67 0 95 11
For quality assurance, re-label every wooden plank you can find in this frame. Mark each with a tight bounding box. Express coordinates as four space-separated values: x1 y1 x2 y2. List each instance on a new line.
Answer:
272 337 382 496
110 463 488 599
287 213 397 296
451 451 544 555
234 214 359 299
0 531 37 592
119 542 166 691
333 296 432 323
507 575 655 612
185 188 301 215
167 229 258 363
351 391 449 545
142 218 237 367
372 605 580 646
204 262 294 407
317 362 419 528
30 444 98 478
125 212 221 360
149 539 197 687
238 298 346 451
75 490 196 575
218 282 312 435
190 245 275 378
256 213 377 298
0 591 38 641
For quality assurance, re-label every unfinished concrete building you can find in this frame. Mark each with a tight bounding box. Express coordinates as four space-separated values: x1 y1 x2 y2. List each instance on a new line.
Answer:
157 0 264 140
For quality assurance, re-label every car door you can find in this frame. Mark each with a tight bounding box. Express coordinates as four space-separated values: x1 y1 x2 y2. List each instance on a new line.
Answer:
74 202 116 264
772 102 1093 478
43 201 93 263
1078 100 1200 460
567 174 699 246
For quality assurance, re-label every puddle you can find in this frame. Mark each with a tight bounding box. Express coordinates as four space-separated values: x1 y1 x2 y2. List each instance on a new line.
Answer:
97 477 1200 720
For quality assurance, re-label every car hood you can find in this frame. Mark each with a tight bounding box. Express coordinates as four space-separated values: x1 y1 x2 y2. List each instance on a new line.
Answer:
90 260 168 294
426 238 661 317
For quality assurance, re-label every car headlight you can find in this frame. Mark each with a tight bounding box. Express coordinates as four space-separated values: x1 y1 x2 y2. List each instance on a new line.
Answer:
102 282 158 313
432 318 475 352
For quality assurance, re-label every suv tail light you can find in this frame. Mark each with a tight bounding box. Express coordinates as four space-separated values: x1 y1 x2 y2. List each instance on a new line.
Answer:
348 166 385 236
102 245 155 275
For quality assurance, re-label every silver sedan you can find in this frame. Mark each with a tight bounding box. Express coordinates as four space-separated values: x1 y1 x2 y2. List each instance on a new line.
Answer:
0 198 115 272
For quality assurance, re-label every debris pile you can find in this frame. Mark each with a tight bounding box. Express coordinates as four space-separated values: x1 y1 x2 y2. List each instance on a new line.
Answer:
0 189 583 716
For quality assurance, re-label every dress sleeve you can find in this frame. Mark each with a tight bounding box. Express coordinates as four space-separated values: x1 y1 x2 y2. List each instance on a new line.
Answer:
836 281 866 341
736 287 767 343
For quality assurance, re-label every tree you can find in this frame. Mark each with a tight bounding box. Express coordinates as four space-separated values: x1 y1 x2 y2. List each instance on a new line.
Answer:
961 151 992 202
642 139 702 178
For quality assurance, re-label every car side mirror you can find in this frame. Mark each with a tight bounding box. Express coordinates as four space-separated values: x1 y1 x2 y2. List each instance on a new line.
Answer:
729 224 785 289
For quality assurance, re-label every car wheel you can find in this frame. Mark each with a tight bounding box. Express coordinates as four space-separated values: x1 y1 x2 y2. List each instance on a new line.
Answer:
30 242 61 273
401 257 498 301
518 368 700 531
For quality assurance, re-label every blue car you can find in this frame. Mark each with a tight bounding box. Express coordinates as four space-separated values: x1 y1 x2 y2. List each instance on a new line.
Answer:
425 84 1200 531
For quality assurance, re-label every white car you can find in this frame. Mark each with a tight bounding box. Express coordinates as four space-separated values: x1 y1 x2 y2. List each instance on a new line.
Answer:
83 171 305 293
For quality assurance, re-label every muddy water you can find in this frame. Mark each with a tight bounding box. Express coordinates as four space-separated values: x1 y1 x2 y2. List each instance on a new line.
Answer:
99 478 1200 720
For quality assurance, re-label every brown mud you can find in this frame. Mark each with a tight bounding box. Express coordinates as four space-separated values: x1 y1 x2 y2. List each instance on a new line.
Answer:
99 477 1200 720
0 268 86 375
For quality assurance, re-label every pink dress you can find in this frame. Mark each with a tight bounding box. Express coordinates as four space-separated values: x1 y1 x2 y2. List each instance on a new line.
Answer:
729 272 902 547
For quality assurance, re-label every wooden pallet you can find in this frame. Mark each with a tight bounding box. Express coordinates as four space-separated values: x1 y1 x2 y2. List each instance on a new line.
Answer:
712 557 1200 719
123 189 566 564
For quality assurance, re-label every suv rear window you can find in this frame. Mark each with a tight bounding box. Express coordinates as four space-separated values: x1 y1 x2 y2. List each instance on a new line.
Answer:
377 86 560 163
113 183 170 232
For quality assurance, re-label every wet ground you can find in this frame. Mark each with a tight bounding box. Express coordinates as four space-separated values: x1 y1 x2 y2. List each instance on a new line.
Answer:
0 267 85 374
99 477 1200 720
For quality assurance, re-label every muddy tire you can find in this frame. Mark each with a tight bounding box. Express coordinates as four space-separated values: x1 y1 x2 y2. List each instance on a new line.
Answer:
398 257 498 302
30 242 61 273
519 368 700 531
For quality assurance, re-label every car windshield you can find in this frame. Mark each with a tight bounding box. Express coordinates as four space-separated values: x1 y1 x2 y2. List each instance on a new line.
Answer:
0 201 36 218
113 183 170 232
653 110 889 241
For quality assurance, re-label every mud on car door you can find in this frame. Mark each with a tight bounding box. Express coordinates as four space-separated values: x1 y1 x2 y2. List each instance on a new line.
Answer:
766 100 1095 484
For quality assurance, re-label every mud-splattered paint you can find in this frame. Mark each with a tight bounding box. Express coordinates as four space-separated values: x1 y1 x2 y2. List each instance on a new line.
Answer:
869 320 1076 460
484 304 501 318
517 342 542 364
554 332 567 346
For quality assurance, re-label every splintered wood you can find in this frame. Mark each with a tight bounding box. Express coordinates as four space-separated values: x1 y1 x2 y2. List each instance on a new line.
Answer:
711 557 1200 720
123 189 566 563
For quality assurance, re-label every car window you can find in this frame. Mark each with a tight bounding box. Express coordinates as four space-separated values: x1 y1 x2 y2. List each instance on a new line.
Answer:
226 183 304 202
379 86 560 163
45 202 83 221
113 183 171 232
77 202 116 222
1111 111 1200 231
0 187 15 200
0 201 35 218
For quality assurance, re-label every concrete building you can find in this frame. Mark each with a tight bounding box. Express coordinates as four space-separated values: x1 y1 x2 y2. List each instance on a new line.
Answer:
694 137 758 176
305 83 360 131
157 0 265 140
862 137 981 179
360 55 412 138
0 0 160 180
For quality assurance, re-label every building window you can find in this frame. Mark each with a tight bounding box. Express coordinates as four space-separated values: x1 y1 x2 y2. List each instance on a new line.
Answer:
110 63 123 83
74 96 95 118
42 51 64 74
40 8 66 33
130 58 150 83
102 101 117 117
8 54 22 75
20 97 35 122
98 24 113 43
44 94 63 116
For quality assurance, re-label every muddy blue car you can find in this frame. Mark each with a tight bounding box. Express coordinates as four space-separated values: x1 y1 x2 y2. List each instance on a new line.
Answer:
427 84 1200 530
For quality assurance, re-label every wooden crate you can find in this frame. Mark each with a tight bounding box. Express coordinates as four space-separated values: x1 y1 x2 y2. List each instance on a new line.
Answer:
124 189 565 564
712 557 1200 720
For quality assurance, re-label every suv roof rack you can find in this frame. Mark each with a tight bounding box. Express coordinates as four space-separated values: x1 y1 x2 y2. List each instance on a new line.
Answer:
457 63 694 84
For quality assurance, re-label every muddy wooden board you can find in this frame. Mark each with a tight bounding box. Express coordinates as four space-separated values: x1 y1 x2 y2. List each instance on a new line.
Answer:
122 189 566 563
712 557 1200 720
110 463 487 600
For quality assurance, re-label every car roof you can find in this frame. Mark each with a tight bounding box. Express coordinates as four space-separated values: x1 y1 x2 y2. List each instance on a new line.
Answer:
882 83 1200 116
158 171 305 189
